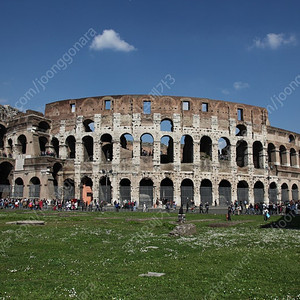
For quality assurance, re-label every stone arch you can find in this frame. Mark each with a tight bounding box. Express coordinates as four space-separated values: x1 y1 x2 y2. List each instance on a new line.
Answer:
160 135 173 164
281 183 289 203
63 178 75 201
160 118 173 132
119 178 131 202
39 136 48 155
236 140 248 167
253 141 264 169
218 137 231 161
236 124 247 136
82 136 94 161
99 175 111 203
292 184 298 201
66 136 76 159
160 178 174 204
120 133 133 160
29 177 41 198
37 121 50 133
237 180 249 204
0 162 13 198
83 119 95 132
181 135 193 163
279 145 287 165
51 137 59 157
254 181 264 203
219 180 231 206
268 143 276 163
139 178 153 207
140 133 154 157
17 134 27 154
200 136 212 160
101 134 113 162
81 176 93 204
0 124 6 149
290 148 297 166
268 182 278 203
180 178 194 206
14 177 24 198
200 179 212 205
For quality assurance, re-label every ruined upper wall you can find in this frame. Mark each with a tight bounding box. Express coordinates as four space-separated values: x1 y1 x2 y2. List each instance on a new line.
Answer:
45 95 269 130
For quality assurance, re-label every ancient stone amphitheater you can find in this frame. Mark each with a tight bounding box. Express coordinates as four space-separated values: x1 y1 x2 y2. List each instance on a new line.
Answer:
0 95 299 207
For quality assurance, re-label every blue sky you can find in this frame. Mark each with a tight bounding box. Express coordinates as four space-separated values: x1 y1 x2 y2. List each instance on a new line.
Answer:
1 0 300 133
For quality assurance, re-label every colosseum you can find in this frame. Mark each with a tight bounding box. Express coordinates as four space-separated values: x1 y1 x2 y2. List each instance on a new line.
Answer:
0 95 299 207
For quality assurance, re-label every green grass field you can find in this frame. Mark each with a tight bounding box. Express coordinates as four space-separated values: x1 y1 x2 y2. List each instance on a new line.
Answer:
0 210 299 300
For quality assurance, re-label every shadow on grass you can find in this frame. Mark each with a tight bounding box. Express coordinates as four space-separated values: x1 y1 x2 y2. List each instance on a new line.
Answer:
261 213 300 230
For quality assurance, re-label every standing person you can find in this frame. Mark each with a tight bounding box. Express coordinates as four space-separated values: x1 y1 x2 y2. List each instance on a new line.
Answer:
199 203 204 213
227 206 232 221
205 202 209 214
186 198 189 213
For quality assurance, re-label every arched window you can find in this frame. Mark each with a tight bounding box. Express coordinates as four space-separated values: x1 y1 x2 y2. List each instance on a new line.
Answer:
0 162 13 198
218 137 231 161
14 178 24 198
181 135 193 163
0 124 6 149
101 134 113 162
160 119 173 132
253 141 263 169
51 137 59 158
82 136 94 161
268 182 277 203
290 148 297 166
200 136 212 160
160 136 173 164
279 145 287 165
83 119 95 132
120 134 133 160
66 136 76 159
81 176 93 204
39 136 48 155
37 121 50 133
236 124 247 136
17 135 27 154
236 140 248 167
292 184 298 201
99 175 111 203
267 143 276 163
140 134 153 157
63 178 75 201
281 183 289 203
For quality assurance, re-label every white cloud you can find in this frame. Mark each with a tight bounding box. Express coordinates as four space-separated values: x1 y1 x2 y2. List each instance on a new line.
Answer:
233 81 250 90
221 89 230 95
251 33 296 50
90 29 136 52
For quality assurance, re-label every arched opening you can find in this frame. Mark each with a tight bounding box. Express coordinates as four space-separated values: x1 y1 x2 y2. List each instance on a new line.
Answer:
14 177 24 198
39 136 48 156
289 134 295 143
181 135 193 163
120 179 131 202
101 134 113 162
160 119 173 132
99 175 111 203
53 163 62 198
0 162 13 198
8 139 13 157
29 177 41 198
160 178 174 204
63 178 75 201
81 176 93 204
218 137 231 161
237 181 249 204
254 181 264 203
281 183 289 203
236 140 248 167
83 119 95 132
160 135 173 164
66 136 76 159
267 143 276 163
219 180 231 206
292 184 298 201
268 182 278 203
82 136 94 161
139 178 153 208
51 137 59 158
200 179 212 205
236 124 247 136
200 136 212 160
253 141 264 169
120 134 133 160
180 179 194 206
17 135 27 154
37 121 50 133
290 148 297 167
0 124 6 149
140 134 153 157
279 145 287 165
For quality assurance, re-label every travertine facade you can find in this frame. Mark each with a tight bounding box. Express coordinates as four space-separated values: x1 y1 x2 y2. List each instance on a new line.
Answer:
0 95 299 206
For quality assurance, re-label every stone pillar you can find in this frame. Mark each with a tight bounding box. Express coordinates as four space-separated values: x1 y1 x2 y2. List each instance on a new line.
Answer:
133 140 140 167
